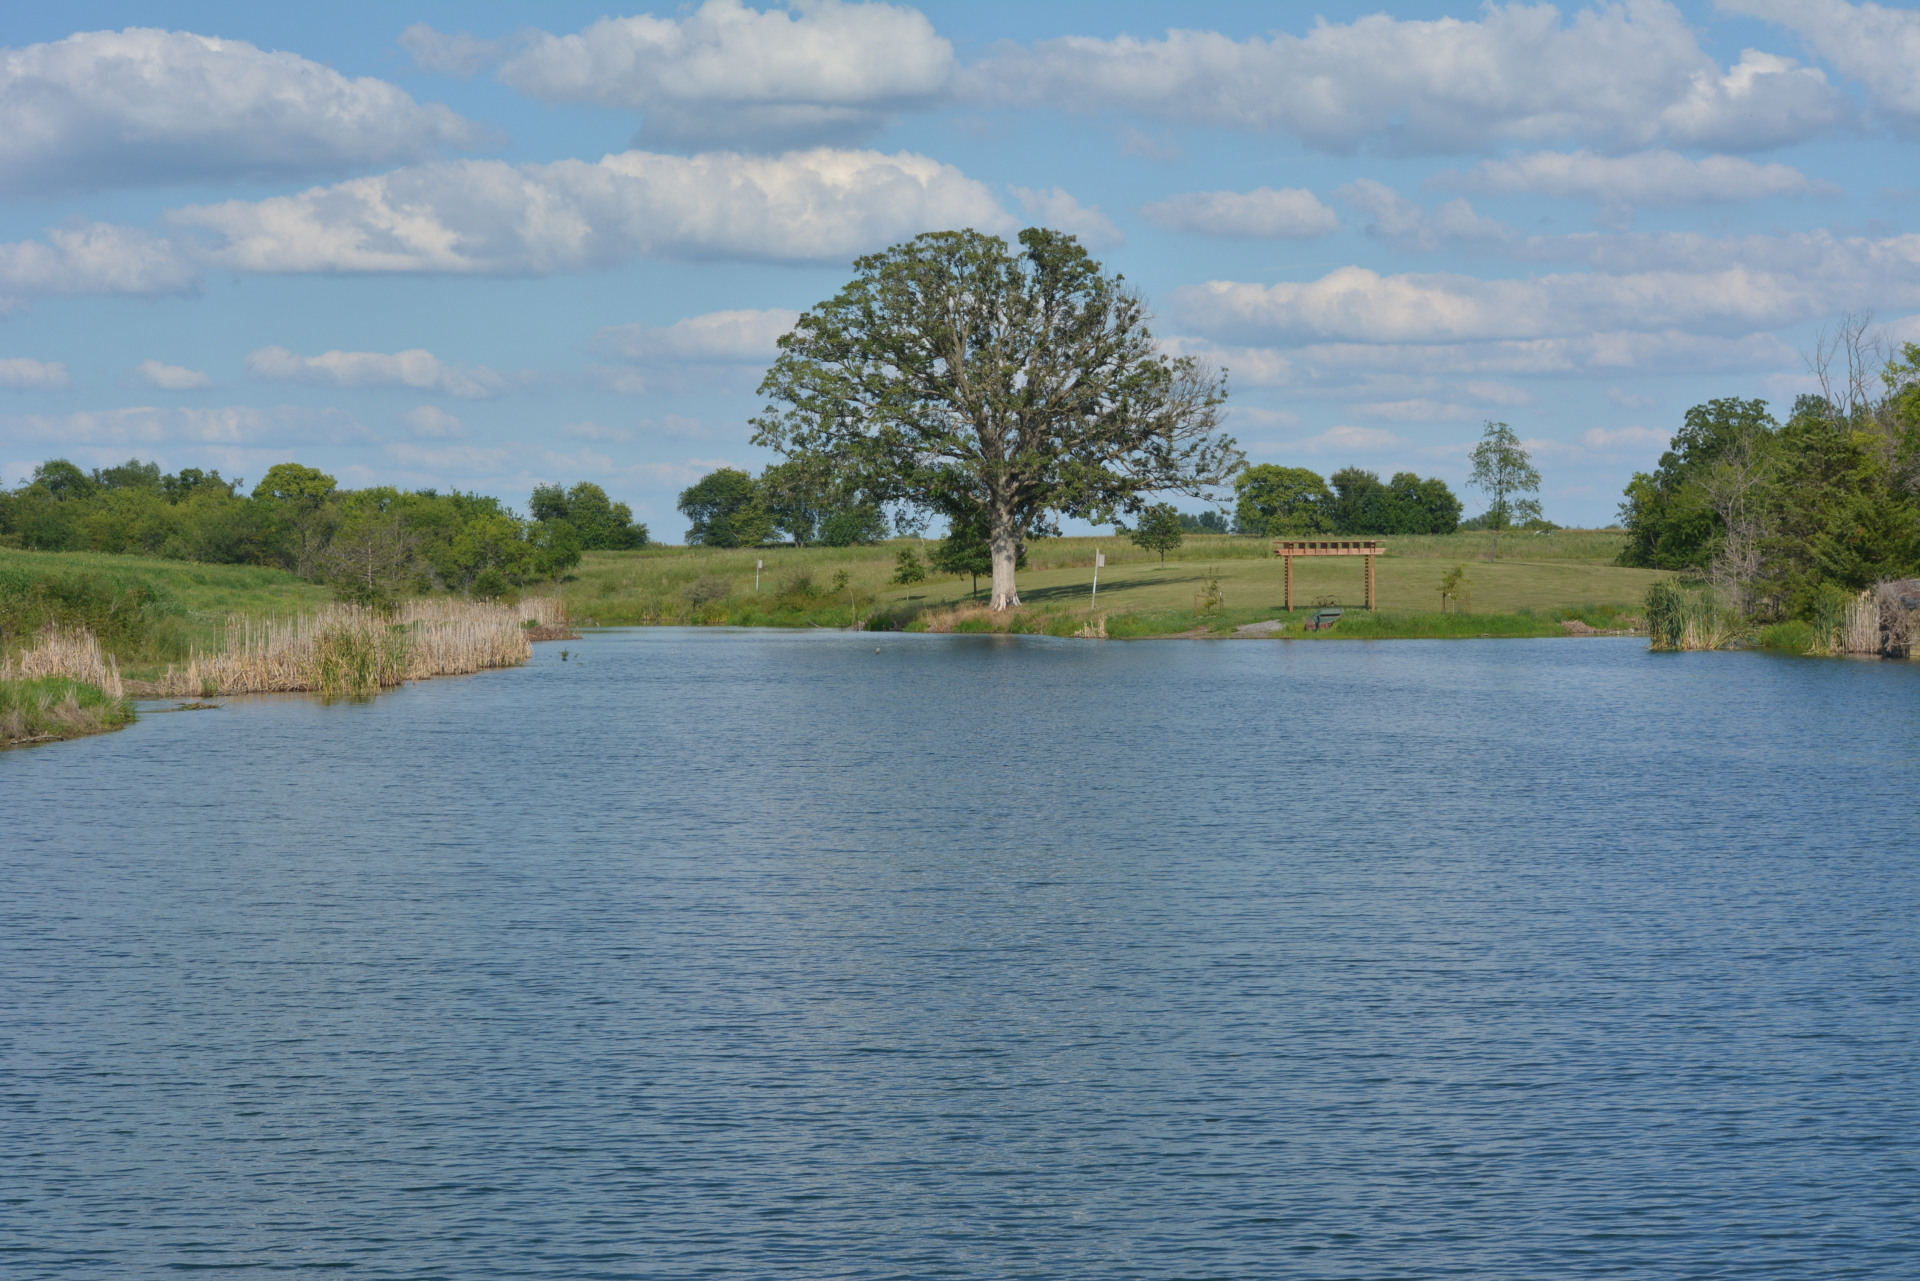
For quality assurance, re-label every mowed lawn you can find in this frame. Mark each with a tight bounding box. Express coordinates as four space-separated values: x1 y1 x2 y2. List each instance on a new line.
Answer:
563 530 1667 631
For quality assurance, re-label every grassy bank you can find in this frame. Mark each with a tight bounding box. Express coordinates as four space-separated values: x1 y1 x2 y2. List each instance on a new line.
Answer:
1 676 134 747
559 530 1661 635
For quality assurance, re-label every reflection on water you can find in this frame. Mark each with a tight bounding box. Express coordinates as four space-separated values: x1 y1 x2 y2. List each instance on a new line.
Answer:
4 631 1917 1278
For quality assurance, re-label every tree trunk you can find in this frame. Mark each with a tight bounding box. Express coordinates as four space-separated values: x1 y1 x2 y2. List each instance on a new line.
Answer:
989 517 1021 611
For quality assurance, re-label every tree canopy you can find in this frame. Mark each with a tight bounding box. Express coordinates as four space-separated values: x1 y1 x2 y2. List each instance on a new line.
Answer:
1467 422 1542 556
751 227 1239 609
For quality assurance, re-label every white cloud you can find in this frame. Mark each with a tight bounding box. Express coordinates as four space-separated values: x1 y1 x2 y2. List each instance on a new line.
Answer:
0 357 71 390
1171 246 1920 347
1010 186 1123 247
1269 425 1406 455
1434 149 1836 208
1175 329 1797 380
1582 424 1670 451
1466 381 1533 405
963 2 1849 154
0 223 200 310
133 360 212 390
1347 399 1478 422
1722 0 1920 131
411 1 954 150
1608 386 1658 409
402 405 465 438
0 405 363 446
562 421 635 444
1140 187 1338 239
385 442 513 471
1337 180 1515 252
248 347 507 399
0 28 487 196
172 148 1011 272
595 308 801 365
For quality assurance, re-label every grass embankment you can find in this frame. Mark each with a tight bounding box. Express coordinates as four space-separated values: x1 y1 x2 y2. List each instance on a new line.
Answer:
2 550 564 738
0 677 135 747
0 623 134 747
561 530 1665 639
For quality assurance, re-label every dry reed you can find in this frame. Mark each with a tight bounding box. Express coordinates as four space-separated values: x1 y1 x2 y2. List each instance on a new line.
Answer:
137 596 568 697
1 626 125 699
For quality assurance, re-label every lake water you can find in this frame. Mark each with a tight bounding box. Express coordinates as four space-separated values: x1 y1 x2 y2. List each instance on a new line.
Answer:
4 630 1918 1279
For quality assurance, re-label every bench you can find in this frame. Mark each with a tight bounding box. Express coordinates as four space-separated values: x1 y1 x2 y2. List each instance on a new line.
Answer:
1304 608 1343 631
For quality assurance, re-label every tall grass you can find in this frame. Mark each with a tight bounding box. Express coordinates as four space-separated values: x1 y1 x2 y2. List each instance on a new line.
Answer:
1645 581 1739 651
152 596 566 697
0 676 135 745
1 625 125 698
4 597 566 699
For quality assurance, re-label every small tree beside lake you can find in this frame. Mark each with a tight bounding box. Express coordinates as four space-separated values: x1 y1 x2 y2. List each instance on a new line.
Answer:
1468 422 1542 559
1129 503 1186 564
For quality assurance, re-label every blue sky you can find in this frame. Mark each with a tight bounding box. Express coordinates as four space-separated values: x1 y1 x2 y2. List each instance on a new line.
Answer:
3 0 1918 534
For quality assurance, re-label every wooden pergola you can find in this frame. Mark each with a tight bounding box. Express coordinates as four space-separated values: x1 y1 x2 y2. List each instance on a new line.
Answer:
1274 540 1385 611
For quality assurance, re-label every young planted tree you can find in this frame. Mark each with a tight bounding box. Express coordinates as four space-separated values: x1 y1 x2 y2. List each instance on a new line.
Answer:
1129 502 1185 563
1467 421 1542 559
751 228 1240 610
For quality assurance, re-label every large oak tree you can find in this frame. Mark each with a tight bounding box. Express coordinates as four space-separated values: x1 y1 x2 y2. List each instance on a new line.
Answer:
751 228 1240 609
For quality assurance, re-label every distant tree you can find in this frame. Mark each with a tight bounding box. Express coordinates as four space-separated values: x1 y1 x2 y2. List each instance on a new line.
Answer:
1234 464 1332 535
1616 398 1776 570
1178 509 1230 533
31 459 97 501
1387 472 1463 534
92 459 162 491
530 481 647 549
323 511 422 607
252 462 337 504
530 518 584 579
1439 564 1472 613
751 228 1238 610
1324 468 1462 534
890 546 927 585
161 468 236 503
1129 502 1186 563
1467 422 1542 558
677 468 771 547
817 504 888 546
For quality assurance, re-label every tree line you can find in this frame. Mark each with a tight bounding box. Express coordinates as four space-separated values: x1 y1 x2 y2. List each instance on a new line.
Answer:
1616 332 1920 619
0 458 647 603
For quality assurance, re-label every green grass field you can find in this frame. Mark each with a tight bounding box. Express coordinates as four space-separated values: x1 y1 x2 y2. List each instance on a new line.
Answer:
558 530 1666 638
3 531 1666 651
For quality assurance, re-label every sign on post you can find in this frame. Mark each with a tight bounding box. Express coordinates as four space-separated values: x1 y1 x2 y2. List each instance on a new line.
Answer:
756 559 764 592
1092 552 1105 602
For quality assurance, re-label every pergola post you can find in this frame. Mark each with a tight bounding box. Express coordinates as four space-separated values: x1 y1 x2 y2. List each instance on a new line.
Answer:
1271 540 1386 613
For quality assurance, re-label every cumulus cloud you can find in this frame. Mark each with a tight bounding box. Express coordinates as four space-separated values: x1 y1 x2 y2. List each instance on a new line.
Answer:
409 1 953 149
1010 186 1123 248
0 28 487 196
1173 225 1920 348
1346 399 1479 422
1337 180 1514 252
0 357 71 390
402 405 465 438
172 148 1010 272
133 360 212 390
562 421 636 444
962 2 1849 154
0 404 363 446
1270 425 1407 455
1434 149 1837 209
1140 186 1338 239
0 223 200 310
1722 0 1920 131
247 347 508 399
595 308 800 365
1582 424 1669 451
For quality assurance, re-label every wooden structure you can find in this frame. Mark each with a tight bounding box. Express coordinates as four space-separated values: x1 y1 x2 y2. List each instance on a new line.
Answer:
1273 540 1384 611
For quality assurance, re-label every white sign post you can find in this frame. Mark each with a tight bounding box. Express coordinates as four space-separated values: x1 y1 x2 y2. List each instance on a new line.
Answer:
756 559 763 592
1092 552 1104 603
